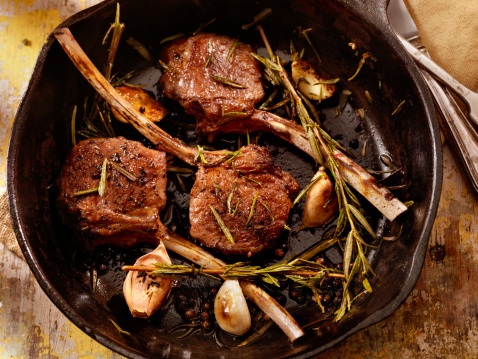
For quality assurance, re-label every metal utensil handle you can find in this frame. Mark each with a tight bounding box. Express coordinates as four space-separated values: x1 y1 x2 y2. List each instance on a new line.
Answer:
397 34 478 126
421 69 478 192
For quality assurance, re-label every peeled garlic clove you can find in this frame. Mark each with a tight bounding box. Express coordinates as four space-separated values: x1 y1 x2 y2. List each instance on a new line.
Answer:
214 279 251 336
123 240 173 318
112 85 167 123
291 59 337 102
298 167 338 231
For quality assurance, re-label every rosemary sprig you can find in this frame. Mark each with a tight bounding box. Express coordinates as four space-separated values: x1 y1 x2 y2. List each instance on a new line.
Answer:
256 28 378 321
300 28 321 63
209 205 235 244
122 258 345 285
102 3 125 82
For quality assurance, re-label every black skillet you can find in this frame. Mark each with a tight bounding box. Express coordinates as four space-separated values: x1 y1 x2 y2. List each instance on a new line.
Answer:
7 0 442 357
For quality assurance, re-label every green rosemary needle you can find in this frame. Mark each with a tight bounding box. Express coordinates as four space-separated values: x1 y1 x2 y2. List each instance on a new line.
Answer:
246 192 259 226
98 158 108 197
209 205 235 244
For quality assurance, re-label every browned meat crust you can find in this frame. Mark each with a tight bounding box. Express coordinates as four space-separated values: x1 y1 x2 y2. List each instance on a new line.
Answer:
159 33 264 136
57 137 167 243
189 145 300 256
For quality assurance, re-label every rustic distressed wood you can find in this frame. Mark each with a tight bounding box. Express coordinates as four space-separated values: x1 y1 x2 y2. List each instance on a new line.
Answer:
1 0 477 357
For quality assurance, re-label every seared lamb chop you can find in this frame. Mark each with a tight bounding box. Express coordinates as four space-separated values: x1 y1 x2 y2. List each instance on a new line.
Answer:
159 34 408 222
58 137 167 243
190 145 299 256
57 137 173 318
160 33 264 137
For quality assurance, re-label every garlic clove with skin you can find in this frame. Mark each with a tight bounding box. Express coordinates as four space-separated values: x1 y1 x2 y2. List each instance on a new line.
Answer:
123 240 173 318
298 167 338 231
214 279 251 336
291 59 337 102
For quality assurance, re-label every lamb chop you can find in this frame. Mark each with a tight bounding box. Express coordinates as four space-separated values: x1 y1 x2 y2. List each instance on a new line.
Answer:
57 136 173 318
159 33 408 222
56 135 304 340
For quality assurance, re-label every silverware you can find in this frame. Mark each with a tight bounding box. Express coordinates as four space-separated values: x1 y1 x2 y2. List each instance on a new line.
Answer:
388 0 478 192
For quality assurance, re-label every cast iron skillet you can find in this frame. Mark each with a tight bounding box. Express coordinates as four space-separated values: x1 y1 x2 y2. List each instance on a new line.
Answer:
7 0 442 357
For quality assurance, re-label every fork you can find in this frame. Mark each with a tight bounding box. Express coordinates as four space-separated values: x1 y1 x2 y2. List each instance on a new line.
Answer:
397 35 478 127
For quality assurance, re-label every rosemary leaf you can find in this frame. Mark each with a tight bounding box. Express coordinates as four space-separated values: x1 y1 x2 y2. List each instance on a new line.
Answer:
110 319 131 335
214 184 226 205
126 37 153 63
211 75 247 89
246 192 259 226
193 18 216 35
260 200 274 222
227 38 240 61
301 28 321 63
240 175 263 188
348 57 366 81
205 39 214 68
392 100 406 116
347 204 377 239
73 187 99 196
242 8 272 30
227 181 237 213
71 105 77 147
98 159 108 197
232 200 241 215
160 32 185 44
291 174 324 207
109 161 138 181
344 230 354 281
362 276 373 293
209 205 235 244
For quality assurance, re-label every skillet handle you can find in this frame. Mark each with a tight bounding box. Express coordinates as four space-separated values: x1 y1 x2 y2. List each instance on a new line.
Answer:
341 0 392 30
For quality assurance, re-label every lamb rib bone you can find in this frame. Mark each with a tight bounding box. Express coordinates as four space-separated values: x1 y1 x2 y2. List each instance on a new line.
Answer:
54 28 304 342
210 109 408 221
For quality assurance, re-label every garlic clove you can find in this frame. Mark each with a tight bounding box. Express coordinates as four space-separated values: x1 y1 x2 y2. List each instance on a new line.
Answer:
291 59 337 102
112 85 167 124
214 279 251 336
298 167 338 231
123 240 173 318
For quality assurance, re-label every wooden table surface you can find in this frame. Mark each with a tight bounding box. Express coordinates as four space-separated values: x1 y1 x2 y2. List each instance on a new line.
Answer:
1 1 477 358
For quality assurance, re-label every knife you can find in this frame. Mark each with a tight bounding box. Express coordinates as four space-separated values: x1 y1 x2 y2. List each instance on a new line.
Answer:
388 0 478 193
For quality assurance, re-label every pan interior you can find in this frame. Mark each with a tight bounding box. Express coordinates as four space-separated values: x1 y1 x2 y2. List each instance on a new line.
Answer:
7 0 440 358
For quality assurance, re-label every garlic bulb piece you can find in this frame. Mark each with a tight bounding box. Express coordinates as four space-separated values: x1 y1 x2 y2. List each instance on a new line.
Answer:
291 59 337 102
123 241 173 318
112 85 167 124
298 167 338 231
214 279 251 336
